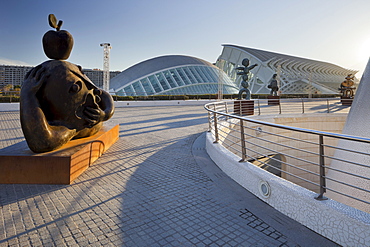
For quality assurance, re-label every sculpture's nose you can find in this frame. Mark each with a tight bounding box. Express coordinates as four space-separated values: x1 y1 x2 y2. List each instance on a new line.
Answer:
93 89 102 104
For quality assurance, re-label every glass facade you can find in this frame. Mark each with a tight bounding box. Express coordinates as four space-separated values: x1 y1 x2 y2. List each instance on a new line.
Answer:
115 65 238 96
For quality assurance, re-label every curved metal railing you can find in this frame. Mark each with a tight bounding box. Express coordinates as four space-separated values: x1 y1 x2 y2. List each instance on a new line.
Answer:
205 98 369 211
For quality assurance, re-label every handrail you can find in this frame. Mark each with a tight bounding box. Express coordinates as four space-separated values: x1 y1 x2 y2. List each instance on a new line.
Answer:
204 98 369 211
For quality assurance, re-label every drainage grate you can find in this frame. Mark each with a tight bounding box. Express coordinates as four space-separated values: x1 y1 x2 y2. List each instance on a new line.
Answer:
239 208 291 246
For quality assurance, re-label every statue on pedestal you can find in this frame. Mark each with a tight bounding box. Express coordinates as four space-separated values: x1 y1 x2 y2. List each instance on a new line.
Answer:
20 14 114 153
268 74 279 96
236 58 258 100
339 74 356 98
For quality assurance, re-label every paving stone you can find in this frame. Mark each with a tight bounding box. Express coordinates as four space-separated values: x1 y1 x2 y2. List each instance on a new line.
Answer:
0 106 339 247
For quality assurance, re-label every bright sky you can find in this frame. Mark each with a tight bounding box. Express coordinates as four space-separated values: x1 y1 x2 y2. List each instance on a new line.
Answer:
2 0 370 77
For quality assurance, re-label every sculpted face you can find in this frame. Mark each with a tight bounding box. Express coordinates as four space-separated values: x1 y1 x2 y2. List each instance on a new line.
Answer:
38 60 107 131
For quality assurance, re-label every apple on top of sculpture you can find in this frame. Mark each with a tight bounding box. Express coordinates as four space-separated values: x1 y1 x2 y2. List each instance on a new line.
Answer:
20 14 114 153
42 14 74 60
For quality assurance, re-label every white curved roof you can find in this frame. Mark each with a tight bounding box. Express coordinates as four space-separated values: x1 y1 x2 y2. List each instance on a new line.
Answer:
110 55 238 96
110 55 216 91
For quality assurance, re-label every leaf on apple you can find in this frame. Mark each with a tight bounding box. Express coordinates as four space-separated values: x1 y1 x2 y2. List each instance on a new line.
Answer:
48 14 58 29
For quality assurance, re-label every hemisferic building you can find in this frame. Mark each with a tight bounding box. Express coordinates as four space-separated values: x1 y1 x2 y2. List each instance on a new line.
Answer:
109 55 239 96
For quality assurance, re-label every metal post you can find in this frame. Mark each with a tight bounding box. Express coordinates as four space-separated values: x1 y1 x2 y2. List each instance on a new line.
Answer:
239 119 246 162
224 101 229 121
207 111 212 132
301 98 305 114
239 100 242 116
279 100 282 114
257 100 261 115
315 135 328 200
213 105 219 143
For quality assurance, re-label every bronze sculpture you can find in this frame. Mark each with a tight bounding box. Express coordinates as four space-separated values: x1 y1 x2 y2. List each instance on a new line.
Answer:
20 14 114 153
236 58 258 100
268 74 279 96
339 74 356 98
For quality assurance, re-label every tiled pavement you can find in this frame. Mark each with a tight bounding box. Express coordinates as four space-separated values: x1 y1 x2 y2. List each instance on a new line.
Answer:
0 105 338 246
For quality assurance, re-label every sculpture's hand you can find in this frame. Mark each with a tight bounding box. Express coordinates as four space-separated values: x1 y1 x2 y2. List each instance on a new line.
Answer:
83 106 104 126
22 65 49 95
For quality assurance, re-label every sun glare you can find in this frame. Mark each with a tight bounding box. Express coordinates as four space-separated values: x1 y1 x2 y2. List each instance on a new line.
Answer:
357 37 370 63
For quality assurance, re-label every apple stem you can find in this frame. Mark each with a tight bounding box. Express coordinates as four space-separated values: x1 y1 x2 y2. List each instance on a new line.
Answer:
56 20 63 31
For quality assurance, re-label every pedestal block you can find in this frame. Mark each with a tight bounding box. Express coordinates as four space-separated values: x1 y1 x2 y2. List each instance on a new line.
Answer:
0 124 119 184
267 95 280 105
341 96 353 106
234 100 254 116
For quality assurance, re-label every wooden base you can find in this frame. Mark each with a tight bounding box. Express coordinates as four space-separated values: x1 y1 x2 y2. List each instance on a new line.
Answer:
234 100 254 116
341 96 353 106
0 124 119 184
267 95 280 105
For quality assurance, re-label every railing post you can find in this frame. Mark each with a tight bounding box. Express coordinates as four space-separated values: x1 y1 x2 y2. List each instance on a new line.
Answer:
224 101 229 121
213 105 219 143
257 100 261 115
239 119 247 162
207 110 212 132
301 98 305 114
239 99 242 116
279 100 282 114
315 135 328 200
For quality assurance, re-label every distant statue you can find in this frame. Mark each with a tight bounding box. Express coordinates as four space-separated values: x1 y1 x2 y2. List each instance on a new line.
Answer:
339 74 356 98
268 74 279 96
20 14 114 153
236 58 258 100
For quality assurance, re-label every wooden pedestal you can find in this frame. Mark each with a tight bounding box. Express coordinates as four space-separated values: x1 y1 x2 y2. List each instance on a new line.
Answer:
341 96 353 106
234 100 254 116
0 124 119 184
267 95 280 105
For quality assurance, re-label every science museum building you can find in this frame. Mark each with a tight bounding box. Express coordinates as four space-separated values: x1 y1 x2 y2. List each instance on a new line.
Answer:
108 45 358 96
109 55 239 96
216 44 358 95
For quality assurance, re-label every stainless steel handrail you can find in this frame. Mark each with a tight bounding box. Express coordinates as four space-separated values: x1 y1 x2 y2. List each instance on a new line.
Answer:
205 98 369 210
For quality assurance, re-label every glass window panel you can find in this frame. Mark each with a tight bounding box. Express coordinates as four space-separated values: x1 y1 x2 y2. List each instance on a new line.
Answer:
124 85 135 96
206 67 219 81
155 72 170 90
132 81 143 95
117 89 125 96
140 78 155 95
169 69 184 86
189 67 203 83
199 67 213 82
163 70 178 88
176 68 191 85
148 75 162 93
194 67 209 82
183 67 197 84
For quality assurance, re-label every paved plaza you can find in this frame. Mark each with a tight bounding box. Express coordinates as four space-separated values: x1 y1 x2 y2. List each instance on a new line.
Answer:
0 104 338 246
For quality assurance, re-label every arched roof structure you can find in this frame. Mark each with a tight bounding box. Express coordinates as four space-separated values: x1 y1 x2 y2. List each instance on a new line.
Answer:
110 55 238 96
216 44 358 95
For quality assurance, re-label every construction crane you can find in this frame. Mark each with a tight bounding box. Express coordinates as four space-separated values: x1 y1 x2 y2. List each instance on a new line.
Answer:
100 43 112 92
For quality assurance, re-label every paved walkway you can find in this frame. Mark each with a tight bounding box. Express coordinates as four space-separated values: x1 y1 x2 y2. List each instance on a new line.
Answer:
0 105 338 246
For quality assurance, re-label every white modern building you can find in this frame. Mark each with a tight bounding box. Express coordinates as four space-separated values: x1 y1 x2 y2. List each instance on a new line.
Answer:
216 44 359 95
109 55 239 96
